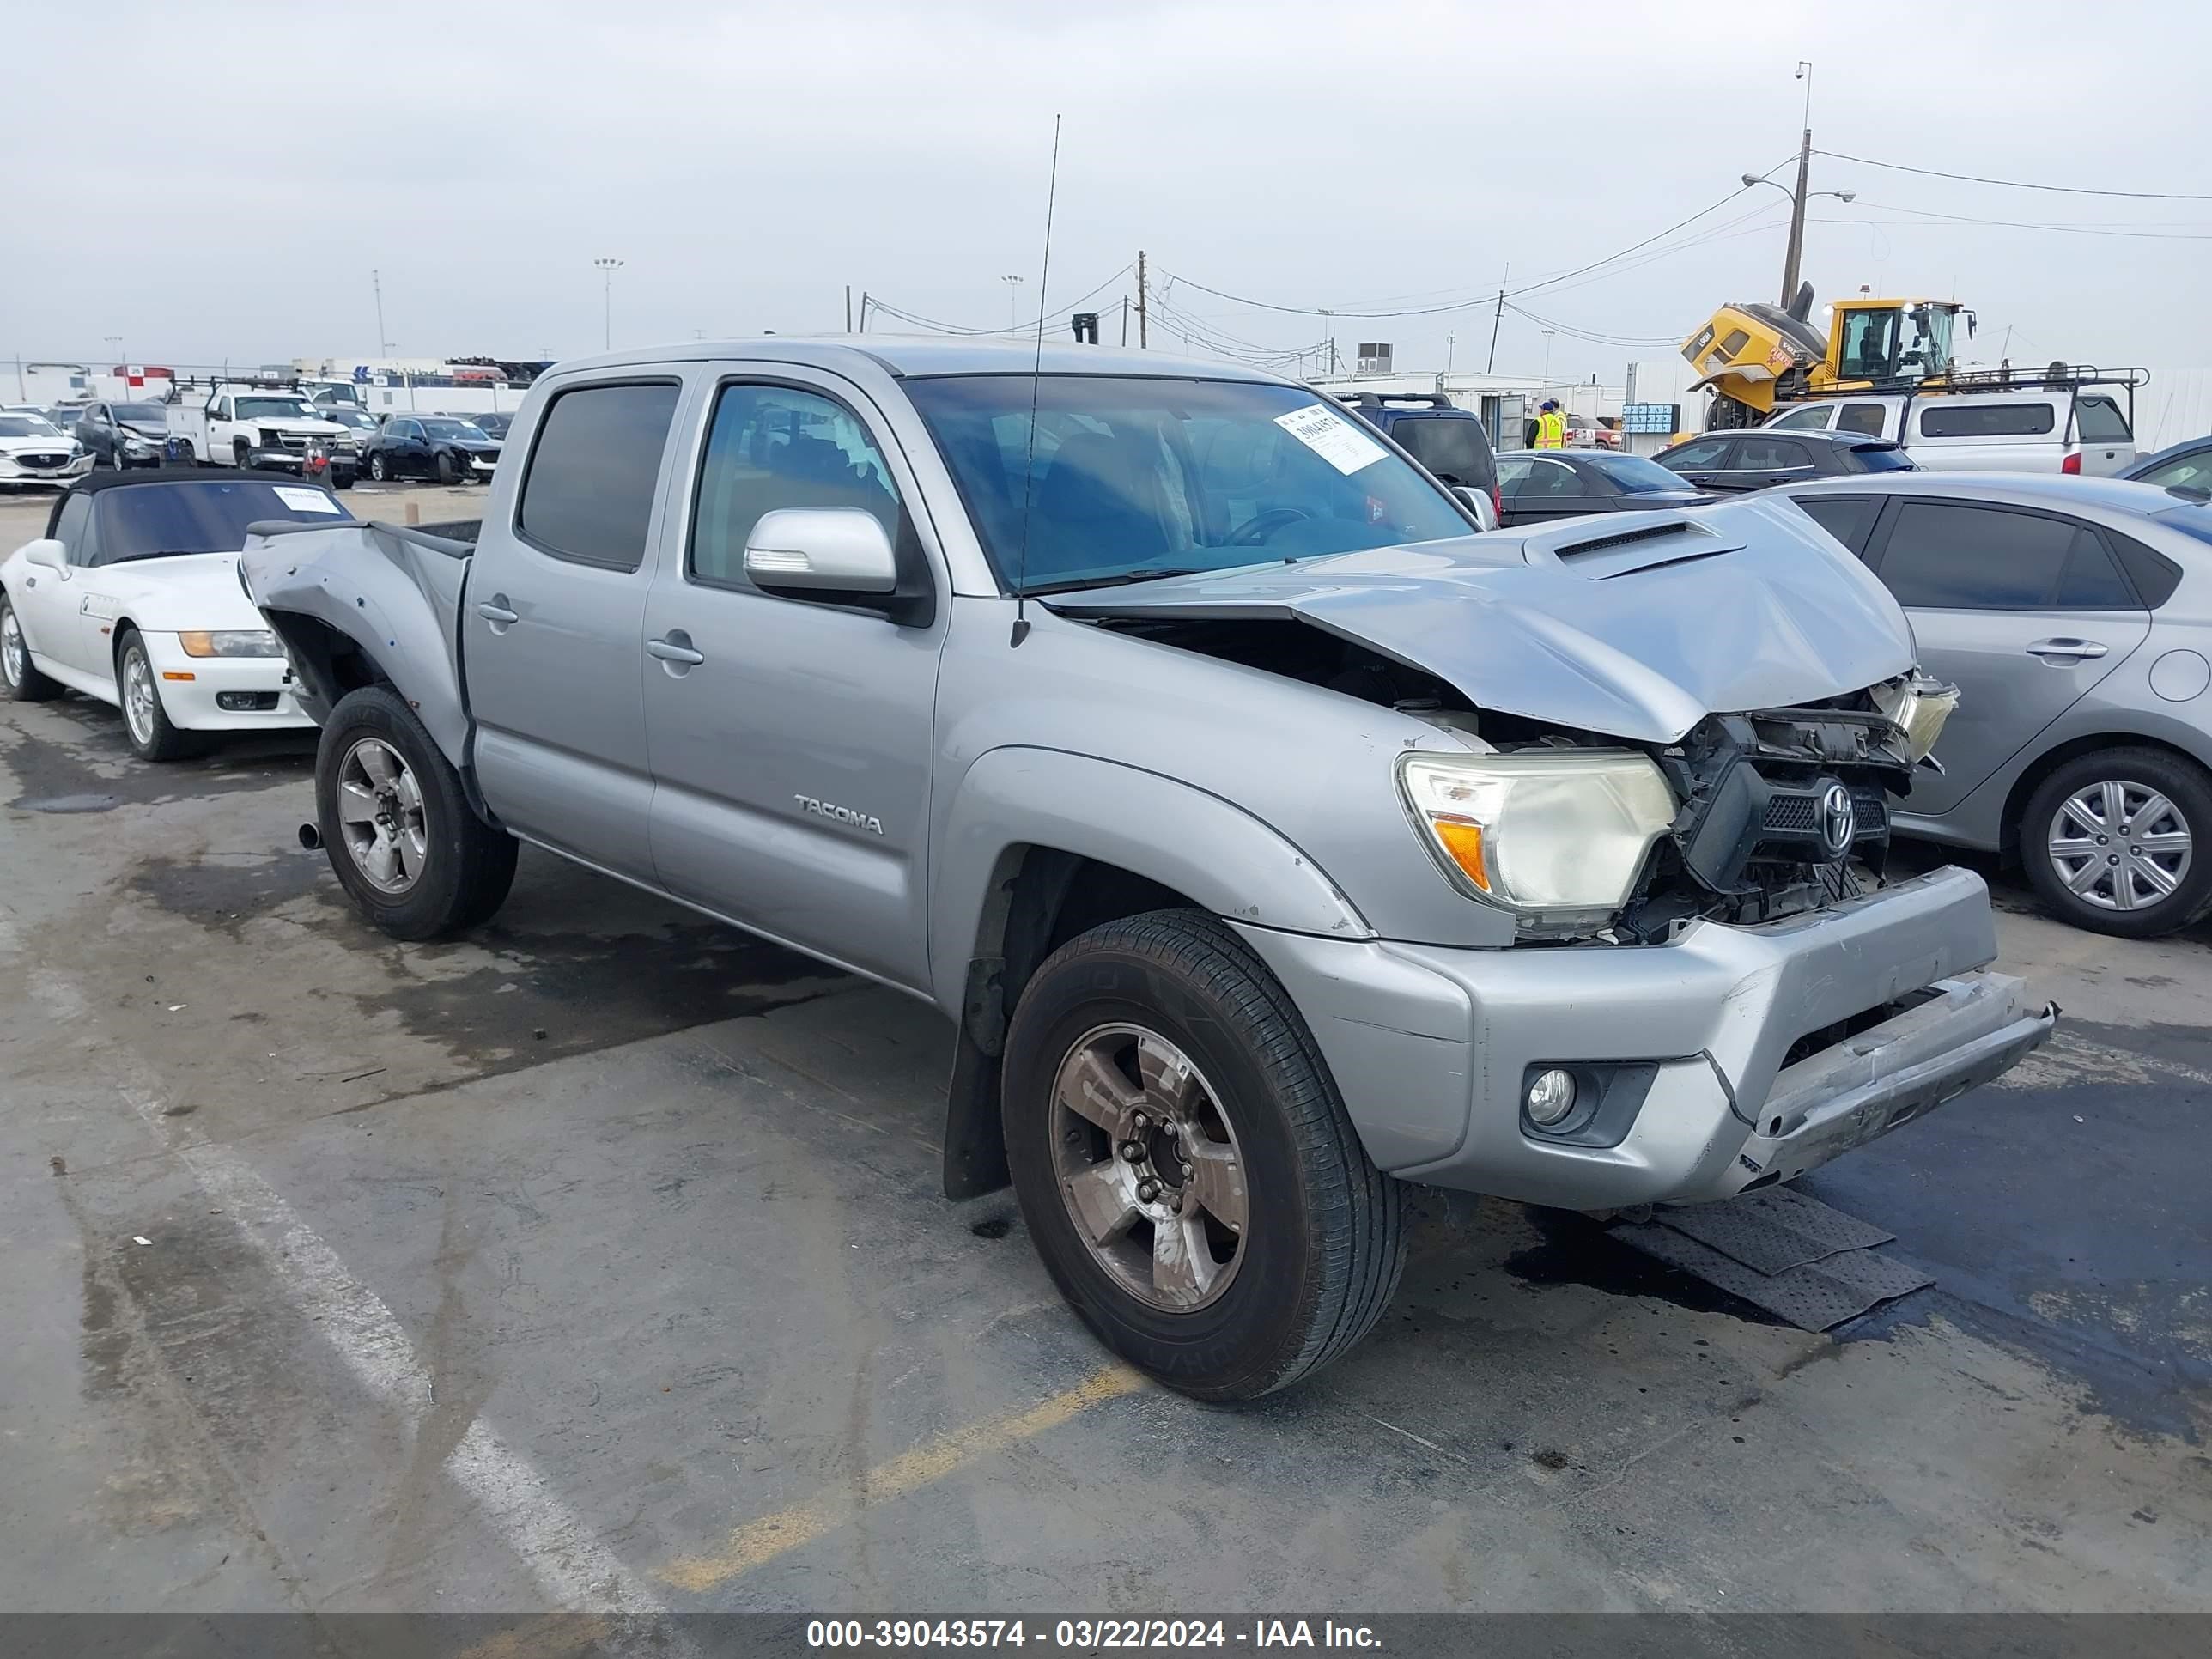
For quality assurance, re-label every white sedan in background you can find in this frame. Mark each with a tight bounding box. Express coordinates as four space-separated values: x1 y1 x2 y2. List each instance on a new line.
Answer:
0 471 349 759
0 410 93 491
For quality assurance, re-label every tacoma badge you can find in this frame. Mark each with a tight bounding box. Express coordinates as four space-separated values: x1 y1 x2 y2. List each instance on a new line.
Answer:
795 794 885 836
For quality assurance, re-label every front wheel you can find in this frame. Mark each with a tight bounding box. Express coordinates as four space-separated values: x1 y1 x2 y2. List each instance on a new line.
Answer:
115 628 199 761
2021 748 2212 938
315 684 518 939
1002 910 1404 1401
435 451 458 485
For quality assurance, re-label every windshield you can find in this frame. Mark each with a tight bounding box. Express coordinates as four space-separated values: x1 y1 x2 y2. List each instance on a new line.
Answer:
421 418 489 440
1387 415 1497 491
907 375 1472 592
114 403 168 426
235 396 314 420
1577 453 1692 494
0 416 61 438
93 479 352 563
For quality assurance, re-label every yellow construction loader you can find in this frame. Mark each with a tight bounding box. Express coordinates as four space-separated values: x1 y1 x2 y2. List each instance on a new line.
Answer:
1682 284 1973 426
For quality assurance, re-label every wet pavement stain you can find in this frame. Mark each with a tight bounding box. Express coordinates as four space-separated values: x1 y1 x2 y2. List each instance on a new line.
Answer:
4 704 313 814
129 851 331 933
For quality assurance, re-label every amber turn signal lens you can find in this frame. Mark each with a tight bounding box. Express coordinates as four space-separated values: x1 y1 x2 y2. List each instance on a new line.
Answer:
1430 817 1491 891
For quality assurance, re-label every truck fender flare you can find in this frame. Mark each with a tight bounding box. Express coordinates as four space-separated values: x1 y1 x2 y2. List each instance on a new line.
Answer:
239 521 474 771
929 744 1373 1006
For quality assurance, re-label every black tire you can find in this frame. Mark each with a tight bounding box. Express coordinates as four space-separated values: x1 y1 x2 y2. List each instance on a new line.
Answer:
113 627 199 762
233 440 252 469
1002 909 1404 1401
368 453 389 483
2020 746 2212 939
435 450 458 485
331 472 355 492
316 684 517 939
1 591 63 702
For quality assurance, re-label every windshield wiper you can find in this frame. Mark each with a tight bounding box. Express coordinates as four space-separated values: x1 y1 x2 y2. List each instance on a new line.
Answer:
1021 566 1210 596
105 549 208 565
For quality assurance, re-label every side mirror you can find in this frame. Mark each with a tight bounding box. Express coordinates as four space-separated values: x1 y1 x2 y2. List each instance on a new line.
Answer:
23 539 67 572
744 508 898 596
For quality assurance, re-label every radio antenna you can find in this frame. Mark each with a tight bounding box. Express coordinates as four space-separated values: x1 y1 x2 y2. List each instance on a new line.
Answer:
1011 113 1062 648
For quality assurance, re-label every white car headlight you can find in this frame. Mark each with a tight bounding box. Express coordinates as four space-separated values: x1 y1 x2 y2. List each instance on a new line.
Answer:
179 629 284 658
1399 750 1677 926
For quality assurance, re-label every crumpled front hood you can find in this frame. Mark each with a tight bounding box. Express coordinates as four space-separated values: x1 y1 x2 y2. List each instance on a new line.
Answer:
1042 494 1915 744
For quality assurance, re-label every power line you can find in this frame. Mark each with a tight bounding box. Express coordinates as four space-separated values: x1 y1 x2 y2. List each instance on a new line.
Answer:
863 267 1132 337
1822 201 2212 240
1814 149 2212 202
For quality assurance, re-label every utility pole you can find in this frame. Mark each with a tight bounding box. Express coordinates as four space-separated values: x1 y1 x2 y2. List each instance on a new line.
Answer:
860 290 870 333
1121 295 1129 346
593 257 623 351
1486 264 1509 374
845 284 852 332
1136 250 1148 349
374 268 390 356
1779 60 1814 306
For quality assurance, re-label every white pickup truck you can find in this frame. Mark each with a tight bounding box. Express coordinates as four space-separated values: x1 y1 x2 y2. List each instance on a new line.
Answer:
166 386 359 488
1759 384 2139 476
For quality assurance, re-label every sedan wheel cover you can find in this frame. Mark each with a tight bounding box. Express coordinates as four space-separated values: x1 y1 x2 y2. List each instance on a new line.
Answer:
2 606 23 687
2047 779 2193 912
122 649 158 744
1048 1024 1249 1313
336 737 430 895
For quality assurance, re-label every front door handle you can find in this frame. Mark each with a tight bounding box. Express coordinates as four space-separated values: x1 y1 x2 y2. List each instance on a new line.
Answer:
2026 637 2108 660
476 597 519 625
647 634 706 666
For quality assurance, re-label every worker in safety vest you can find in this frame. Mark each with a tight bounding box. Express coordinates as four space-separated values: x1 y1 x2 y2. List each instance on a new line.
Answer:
1534 399 1567 449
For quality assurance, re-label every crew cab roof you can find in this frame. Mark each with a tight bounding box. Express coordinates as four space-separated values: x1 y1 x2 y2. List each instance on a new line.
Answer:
541 336 1291 385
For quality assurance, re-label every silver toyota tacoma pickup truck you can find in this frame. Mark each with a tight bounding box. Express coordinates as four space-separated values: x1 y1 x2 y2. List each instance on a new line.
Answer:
239 339 2055 1400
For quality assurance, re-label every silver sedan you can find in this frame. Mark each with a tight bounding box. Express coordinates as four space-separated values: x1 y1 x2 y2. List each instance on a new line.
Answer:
1784 471 2212 937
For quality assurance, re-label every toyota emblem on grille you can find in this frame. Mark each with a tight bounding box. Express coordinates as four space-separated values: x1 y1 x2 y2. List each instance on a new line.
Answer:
1818 781 1856 860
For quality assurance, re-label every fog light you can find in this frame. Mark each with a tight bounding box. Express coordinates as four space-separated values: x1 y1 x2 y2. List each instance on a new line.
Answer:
1525 1068 1578 1126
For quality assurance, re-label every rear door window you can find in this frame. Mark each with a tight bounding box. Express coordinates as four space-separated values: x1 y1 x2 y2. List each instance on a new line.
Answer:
1874 501 2130 609
1661 437 1732 471
515 381 681 571
1389 416 1496 491
2075 395 2131 442
1917 402 2056 439
1837 403 1889 436
1792 495 1878 554
1735 436 1812 472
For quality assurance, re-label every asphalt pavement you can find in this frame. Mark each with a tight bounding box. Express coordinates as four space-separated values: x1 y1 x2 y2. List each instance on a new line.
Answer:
0 599 2206 1620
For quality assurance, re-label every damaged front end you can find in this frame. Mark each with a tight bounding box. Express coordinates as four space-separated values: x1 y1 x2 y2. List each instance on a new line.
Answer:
1614 677 1960 943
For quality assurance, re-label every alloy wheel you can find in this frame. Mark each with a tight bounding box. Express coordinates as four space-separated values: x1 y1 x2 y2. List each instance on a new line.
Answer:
1048 1024 1249 1312
336 737 429 894
2 605 23 689
2047 779 2193 913
121 647 158 744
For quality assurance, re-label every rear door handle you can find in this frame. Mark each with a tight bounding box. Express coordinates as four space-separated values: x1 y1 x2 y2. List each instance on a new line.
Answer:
647 634 706 665
2026 637 2108 660
476 597 519 625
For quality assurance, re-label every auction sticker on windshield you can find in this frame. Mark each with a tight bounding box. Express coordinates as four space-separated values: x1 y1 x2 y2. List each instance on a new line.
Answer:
273 487 343 514
1274 403 1388 475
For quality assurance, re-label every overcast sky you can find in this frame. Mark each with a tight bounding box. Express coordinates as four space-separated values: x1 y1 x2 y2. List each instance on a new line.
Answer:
7 0 2209 387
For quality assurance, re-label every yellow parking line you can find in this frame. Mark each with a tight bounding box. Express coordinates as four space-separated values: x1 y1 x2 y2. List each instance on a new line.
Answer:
659 1363 1147 1592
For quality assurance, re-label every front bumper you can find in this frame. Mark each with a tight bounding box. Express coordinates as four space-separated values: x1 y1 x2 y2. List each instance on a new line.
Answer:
245 447 357 483
1232 866 2055 1210
0 452 94 485
142 633 314 732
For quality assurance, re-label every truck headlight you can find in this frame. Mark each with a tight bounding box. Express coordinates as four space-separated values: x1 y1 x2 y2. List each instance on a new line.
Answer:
179 629 284 658
1871 673 1959 763
1399 750 1676 923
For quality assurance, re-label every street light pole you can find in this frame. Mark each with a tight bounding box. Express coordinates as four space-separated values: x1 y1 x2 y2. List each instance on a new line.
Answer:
1001 273 1024 331
1742 64 1852 311
593 258 623 351
1540 330 1555 385
105 336 123 376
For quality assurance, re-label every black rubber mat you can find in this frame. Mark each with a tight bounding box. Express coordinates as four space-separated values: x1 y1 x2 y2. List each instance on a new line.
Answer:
1612 1188 1934 1331
1655 1186 1895 1276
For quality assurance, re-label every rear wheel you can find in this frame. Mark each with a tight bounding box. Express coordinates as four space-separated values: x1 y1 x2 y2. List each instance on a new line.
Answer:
2021 747 2212 938
316 684 517 939
1002 910 1404 1401
368 453 389 483
114 627 198 761
1 592 62 702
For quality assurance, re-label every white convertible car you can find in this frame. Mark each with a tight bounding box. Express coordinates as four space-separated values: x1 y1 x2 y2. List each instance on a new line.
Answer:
0 471 350 759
